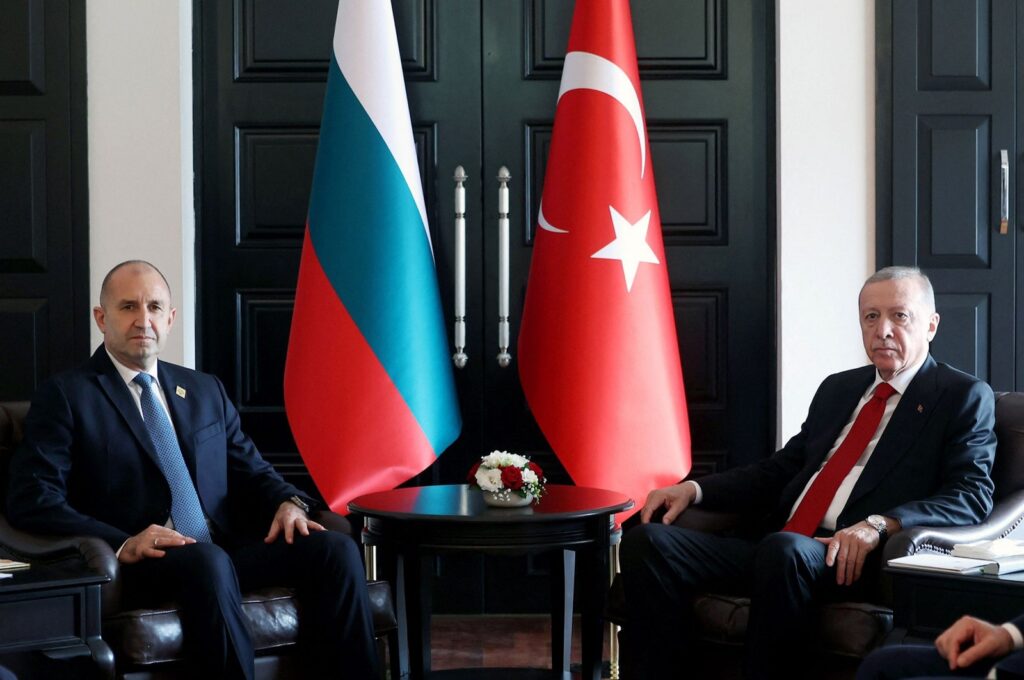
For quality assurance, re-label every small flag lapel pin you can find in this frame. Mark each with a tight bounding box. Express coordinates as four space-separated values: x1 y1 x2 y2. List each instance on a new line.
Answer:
916 404 924 413
176 386 187 398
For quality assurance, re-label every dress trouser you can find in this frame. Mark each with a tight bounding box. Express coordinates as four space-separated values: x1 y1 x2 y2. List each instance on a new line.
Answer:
619 524 875 680
123 530 379 680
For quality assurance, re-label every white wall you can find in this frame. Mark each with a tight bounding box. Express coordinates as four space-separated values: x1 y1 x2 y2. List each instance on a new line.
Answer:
84 3 875 437
87 0 195 367
775 1 875 443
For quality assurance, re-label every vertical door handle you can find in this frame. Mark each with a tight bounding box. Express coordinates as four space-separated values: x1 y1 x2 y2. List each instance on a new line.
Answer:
496 166 512 368
1000 150 1009 235
452 167 468 368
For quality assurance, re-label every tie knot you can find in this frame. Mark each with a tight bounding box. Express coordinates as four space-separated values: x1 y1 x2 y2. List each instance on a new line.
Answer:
133 372 154 389
873 382 897 402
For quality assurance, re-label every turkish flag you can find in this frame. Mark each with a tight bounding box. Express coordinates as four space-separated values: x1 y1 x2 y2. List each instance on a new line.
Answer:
518 0 691 518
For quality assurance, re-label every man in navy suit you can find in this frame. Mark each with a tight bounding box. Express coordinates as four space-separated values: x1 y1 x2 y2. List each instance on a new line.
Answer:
620 266 997 679
857 614 1024 679
6 261 378 679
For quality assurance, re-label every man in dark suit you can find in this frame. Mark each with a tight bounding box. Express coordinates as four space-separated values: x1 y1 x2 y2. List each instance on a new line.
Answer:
857 614 1024 679
620 266 997 679
6 260 378 679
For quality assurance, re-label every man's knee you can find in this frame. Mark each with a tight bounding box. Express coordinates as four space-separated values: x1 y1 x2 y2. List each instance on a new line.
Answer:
174 542 240 591
753 532 825 582
301 530 364 579
621 523 682 572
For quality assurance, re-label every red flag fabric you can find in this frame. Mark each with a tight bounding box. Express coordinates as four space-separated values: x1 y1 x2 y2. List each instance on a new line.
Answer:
518 0 691 518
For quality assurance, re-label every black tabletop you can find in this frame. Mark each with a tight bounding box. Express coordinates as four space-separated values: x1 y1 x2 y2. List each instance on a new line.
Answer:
349 484 633 522
0 558 109 593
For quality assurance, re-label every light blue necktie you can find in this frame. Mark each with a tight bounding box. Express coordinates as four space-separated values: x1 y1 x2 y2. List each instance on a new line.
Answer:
132 372 212 543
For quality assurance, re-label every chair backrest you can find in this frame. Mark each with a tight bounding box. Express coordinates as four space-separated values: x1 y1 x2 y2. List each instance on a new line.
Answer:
993 393 1024 500
0 401 30 507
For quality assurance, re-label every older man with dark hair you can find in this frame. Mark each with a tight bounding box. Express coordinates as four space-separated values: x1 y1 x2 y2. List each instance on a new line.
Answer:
620 266 997 679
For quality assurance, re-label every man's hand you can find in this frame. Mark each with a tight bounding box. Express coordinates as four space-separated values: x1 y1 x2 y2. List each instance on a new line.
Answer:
814 521 880 585
935 616 1013 670
640 482 697 525
119 524 196 564
265 500 326 544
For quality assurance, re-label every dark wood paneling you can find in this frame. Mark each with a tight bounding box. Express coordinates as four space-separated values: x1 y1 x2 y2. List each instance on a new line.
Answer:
0 299 46 400
0 0 89 400
0 0 45 95
917 0 990 91
916 115 990 267
653 123 726 243
0 120 47 272
235 127 318 246
235 0 435 81
526 0 724 79
674 289 725 406
236 290 292 411
930 292 990 383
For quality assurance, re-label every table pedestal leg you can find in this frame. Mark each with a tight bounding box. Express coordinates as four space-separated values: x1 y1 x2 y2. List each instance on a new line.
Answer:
402 551 432 679
550 549 575 675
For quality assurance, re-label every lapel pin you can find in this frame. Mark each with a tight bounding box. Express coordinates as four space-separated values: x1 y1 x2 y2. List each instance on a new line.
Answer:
176 386 187 399
917 404 924 413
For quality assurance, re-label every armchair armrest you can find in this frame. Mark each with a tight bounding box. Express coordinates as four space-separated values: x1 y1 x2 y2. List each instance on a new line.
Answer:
882 489 1024 561
313 509 354 538
0 513 122 613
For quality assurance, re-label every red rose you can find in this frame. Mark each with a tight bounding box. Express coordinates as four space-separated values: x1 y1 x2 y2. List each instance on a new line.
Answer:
528 461 543 479
467 462 481 484
501 466 524 490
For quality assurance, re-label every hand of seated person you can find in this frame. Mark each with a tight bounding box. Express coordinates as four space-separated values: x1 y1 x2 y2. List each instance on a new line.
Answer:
264 501 326 544
935 615 1013 670
814 521 880 586
119 524 196 563
640 482 697 525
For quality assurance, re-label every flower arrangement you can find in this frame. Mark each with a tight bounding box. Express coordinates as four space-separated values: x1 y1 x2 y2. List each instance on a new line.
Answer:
468 450 546 504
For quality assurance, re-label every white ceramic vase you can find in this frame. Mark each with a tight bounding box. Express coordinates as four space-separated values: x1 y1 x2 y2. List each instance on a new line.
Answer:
482 490 533 508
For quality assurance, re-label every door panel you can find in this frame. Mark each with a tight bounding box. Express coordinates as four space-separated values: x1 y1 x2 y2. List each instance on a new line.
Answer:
888 0 1015 388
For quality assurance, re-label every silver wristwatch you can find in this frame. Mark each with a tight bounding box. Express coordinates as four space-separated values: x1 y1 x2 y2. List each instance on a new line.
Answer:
866 514 887 538
289 495 311 513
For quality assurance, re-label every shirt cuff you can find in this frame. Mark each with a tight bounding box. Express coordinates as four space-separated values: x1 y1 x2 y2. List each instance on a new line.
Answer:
1002 622 1024 650
115 539 129 559
685 480 702 505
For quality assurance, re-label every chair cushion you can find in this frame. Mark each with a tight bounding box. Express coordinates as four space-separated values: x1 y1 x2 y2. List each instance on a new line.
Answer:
104 581 396 666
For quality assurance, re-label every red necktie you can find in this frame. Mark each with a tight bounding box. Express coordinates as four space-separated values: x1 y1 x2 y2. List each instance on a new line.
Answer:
783 382 898 536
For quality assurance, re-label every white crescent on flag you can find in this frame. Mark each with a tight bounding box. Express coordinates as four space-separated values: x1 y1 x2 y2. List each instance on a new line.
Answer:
538 50 647 234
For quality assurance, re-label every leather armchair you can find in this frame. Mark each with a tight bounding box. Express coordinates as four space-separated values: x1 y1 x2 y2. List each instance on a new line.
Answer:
0 401 399 679
606 391 1024 680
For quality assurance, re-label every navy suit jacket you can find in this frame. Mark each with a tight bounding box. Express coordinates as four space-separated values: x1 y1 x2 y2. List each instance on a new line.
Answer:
697 355 996 534
6 347 310 550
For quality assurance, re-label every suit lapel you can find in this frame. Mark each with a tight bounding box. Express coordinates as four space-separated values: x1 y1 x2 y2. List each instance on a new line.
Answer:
91 348 161 467
158 361 198 476
846 355 940 507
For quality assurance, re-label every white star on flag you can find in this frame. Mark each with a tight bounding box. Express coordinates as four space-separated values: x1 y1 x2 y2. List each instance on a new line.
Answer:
591 206 660 292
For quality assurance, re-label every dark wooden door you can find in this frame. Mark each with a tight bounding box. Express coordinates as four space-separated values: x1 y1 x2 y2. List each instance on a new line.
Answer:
0 0 89 399
196 0 774 613
880 0 1016 388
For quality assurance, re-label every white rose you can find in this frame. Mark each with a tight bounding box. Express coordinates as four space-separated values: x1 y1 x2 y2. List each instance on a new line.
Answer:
521 468 538 485
476 467 503 492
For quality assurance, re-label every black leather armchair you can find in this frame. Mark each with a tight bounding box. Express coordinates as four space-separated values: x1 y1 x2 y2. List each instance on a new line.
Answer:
0 401 399 679
607 391 1024 680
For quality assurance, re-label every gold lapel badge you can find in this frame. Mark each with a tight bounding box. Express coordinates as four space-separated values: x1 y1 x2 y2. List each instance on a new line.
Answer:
175 386 187 399
917 404 924 413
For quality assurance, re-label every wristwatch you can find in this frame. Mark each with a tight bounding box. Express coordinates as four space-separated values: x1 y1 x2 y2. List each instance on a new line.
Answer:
866 514 888 538
288 495 311 513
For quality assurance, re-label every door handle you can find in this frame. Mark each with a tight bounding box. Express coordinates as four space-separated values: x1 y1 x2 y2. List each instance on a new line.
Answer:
497 166 512 368
453 166 468 368
1000 149 1009 235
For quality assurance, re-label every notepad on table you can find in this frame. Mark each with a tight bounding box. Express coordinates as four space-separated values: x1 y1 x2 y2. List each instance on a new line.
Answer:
887 553 990 574
0 558 30 572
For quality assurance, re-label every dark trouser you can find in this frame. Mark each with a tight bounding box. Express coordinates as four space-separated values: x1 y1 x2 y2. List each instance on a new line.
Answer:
123 530 378 680
619 524 876 680
855 644 995 679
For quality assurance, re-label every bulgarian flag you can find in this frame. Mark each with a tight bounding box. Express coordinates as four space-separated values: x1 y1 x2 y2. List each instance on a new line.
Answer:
285 2 461 512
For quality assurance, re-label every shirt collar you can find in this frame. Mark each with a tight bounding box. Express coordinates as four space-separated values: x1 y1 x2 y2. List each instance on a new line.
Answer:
867 353 927 398
105 348 159 389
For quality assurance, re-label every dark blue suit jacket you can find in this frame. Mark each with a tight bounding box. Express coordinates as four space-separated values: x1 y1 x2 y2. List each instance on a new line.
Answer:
6 347 310 550
698 355 996 533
